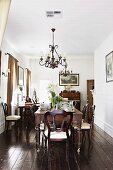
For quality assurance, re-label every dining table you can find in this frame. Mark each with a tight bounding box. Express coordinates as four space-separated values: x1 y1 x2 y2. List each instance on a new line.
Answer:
18 103 40 143
18 103 40 120
35 107 83 152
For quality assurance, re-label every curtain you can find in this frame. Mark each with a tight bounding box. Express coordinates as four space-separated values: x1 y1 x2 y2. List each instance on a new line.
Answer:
0 51 1 98
0 51 1 77
7 53 18 115
26 68 31 97
0 0 11 48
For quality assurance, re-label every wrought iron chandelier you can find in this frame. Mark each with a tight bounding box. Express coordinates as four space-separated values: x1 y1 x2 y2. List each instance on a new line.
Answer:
39 28 67 69
59 63 72 77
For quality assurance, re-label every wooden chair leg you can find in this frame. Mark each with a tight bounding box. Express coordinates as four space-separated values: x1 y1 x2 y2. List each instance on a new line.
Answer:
47 139 51 163
44 136 47 151
72 127 76 145
15 121 18 130
82 131 86 145
87 131 90 157
35 126 41 152
66 140 69 163
77 129 81 154
26 124 31 144
88 129 93 155
6 121 9 131
41 130 45 148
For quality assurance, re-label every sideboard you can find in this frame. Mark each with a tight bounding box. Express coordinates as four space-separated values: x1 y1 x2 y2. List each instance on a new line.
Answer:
59 90 81 110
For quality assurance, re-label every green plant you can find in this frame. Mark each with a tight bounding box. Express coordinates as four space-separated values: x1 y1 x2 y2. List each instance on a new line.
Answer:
48 84 63 108
55 95 63 103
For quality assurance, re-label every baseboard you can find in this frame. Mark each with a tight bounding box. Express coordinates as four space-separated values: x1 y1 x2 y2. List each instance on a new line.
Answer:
95 116 113 138
0 123 5 134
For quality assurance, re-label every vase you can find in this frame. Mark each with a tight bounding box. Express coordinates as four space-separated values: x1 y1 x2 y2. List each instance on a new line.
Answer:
55 103 60 109
51 101 56 109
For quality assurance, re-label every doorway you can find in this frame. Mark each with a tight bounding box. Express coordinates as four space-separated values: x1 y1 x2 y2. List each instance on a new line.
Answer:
87 79 94 107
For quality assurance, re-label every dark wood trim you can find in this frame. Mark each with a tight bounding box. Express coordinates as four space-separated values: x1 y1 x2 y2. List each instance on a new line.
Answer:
5 53 18 62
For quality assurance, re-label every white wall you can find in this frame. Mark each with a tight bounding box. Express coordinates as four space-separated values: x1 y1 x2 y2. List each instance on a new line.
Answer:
29 55 94 109
0 40 94 134
0 38 29 134
94 31 113 137
1 39 28 102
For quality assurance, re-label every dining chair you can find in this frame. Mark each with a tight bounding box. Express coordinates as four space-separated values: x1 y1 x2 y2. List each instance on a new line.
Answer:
1 102 21 131
24 105 36 143
81 104 89 120
35 121 45 153
43 109 73 162
81 105 95 153
72 104 94 155
71 112 82 154
73 100 80 110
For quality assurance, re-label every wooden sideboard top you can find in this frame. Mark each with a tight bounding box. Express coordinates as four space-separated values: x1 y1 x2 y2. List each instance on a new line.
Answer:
59 90 80 100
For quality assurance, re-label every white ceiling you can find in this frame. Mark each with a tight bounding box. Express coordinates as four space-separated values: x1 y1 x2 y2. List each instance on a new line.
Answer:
4 0 113 58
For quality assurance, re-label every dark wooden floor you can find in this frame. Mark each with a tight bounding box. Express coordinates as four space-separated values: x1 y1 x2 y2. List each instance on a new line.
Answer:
0 125 113 170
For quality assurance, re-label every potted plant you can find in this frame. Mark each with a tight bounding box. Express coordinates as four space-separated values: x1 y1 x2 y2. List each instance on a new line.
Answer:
48 84 63 109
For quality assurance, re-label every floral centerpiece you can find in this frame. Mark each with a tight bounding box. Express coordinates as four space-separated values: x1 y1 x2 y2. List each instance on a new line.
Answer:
48 84 63 109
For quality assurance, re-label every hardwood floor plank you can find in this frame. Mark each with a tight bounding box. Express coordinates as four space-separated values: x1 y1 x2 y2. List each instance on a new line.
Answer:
79 125 113 170
92 129 113 163
0 125 113 170
92 137 113 169
11 150 28 169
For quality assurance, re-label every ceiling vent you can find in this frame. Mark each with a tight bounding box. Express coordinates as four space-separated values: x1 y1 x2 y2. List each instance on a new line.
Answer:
46 11 62 18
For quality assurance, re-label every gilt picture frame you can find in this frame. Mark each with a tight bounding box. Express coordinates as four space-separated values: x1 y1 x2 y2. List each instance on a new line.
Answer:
59 73 79 86
18 66 24 86
106 51 113 82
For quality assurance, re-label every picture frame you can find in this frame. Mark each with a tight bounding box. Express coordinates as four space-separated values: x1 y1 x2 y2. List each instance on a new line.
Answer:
106 51 113 82
59 73 79 86
18 66 24 86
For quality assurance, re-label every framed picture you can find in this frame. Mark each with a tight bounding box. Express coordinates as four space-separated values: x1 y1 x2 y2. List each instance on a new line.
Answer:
106 51 113 82
59 74 79 86
18 66 24 86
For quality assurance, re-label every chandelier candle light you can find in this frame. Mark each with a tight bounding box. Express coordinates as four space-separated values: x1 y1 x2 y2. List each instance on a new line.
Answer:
39 28 67 69
59 63 72 77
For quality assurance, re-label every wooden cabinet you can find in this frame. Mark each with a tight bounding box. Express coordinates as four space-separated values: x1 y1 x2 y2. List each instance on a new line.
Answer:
59 90 81 110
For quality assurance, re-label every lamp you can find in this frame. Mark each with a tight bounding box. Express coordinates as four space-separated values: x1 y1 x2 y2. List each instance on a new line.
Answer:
59 63 72 77
2 69 10 77
39 28 67 69
2 72 7 77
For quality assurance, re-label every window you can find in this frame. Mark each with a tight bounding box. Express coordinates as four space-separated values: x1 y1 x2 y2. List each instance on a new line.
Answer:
39 80 51 103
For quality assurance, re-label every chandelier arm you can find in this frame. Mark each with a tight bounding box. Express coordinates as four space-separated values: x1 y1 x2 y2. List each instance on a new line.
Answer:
59 58 67 66
39 60 46 66
54 48 60 57
45 64 49 67
54 45 58 49
61 63 67 67
39 28 68 69
59 63 72 77
49 45 52 49
45 61 51 68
